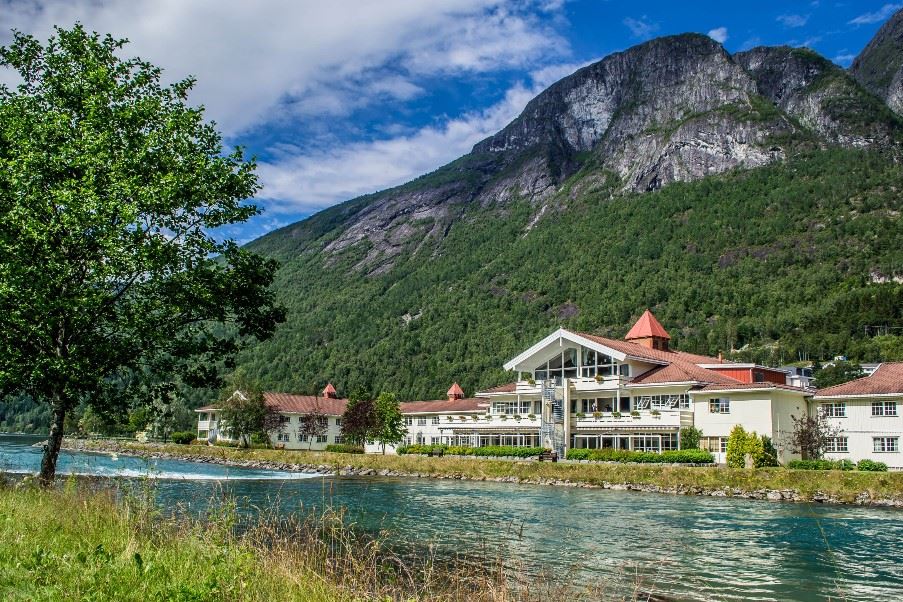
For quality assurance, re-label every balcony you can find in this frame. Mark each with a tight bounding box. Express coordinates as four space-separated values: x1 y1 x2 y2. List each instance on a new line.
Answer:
571 376 627 392
442 414 541 430
572 410 688 430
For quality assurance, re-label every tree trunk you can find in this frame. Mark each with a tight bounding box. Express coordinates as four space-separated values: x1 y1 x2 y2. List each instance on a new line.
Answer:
39 401 67 486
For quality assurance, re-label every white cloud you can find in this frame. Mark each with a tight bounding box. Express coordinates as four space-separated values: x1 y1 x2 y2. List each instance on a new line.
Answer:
849 3 902 25
623 16 660 40
776 14 810 28
833 53 856 66
256 68 582 214
707 27 728 44
1 0 567 137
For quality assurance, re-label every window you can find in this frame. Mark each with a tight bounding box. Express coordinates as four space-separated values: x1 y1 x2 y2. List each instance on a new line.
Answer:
198 430 208 439
709 398 730 414
632 435 660 452
417 418 427 426
432 416 440 424
199 412 209 421
872 401 898 417
825 437 848 453
299 434 308 442
430 436 440 444
335 418 342 426
315 434 328 444
279 415 290 424
700 437 727 453
404 417 413 426
821 402 846 418
492 400 531 415
873 437 899 453
334 435 343 443
277 433 289 442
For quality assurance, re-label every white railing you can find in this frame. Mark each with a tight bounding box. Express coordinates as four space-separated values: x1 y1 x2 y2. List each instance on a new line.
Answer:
572 376 627 392
443 414 541 429
572 410 684 429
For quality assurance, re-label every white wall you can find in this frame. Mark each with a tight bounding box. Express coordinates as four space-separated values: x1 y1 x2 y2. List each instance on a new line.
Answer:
818 397 903 469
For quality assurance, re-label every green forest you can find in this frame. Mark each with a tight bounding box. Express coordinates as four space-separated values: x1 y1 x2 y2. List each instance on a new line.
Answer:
237 148 903 401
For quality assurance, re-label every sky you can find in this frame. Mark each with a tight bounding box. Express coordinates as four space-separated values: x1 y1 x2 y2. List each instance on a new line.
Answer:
2 0 900 242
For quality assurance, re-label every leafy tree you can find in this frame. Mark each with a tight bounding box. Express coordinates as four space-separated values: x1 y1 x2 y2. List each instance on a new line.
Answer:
218 374 283 447
0 26 284 484
298 402 328 450
813 362 864 388
340 388 379 446
786 409 843 460
679 426 702 450
373 392 406 454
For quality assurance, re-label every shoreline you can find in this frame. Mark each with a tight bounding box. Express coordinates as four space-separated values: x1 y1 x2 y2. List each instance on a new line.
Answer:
56 438 903 507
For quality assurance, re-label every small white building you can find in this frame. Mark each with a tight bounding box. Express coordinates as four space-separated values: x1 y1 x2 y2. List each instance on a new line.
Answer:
813 362 903 469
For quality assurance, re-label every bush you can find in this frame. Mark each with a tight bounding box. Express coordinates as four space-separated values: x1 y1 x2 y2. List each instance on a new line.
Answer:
325 444 365 454
680 426 702 450
726 426 778 468
170 431 195 445
565 448 714 464
396 444 547 458
856 459 888 472
787 459 855 470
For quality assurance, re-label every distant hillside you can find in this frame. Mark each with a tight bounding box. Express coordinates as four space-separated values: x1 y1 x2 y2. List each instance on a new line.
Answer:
233 17 903 401
851 7 903 116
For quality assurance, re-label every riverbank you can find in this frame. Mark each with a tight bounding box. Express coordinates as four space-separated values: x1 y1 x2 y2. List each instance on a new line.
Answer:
1 480 573 602
60 439 903 506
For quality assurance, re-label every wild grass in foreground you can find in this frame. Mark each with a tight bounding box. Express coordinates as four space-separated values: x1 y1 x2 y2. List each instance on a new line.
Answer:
0 478 642 601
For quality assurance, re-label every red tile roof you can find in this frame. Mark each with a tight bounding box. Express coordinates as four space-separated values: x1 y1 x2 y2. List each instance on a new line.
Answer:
815 362 903 397
399 398 489 413
575 332 727 365
630 362 742 386
196 392 349 415
625 310 671 340
698 382 810 393
477 382 517 394
447 382 464 397
322 383 337 397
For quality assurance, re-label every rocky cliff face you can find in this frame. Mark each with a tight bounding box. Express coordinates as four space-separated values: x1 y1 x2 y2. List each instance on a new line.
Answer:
265 31 902 274
851 7 903 116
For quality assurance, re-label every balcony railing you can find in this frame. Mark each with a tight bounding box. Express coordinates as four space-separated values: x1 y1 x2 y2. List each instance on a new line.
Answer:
572 410 686 429
515 376 627 394
442 414 541 430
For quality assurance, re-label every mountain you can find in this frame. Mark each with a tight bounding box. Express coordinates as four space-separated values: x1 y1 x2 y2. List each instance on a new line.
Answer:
238 26 903 401
851 7 903 116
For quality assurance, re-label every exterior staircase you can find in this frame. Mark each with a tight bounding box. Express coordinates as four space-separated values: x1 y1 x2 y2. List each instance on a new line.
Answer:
541 379 566 458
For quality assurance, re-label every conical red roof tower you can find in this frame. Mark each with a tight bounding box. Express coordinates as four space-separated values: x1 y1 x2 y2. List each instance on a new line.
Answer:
625 310 670 351
447 382 464 400
322 383 338 398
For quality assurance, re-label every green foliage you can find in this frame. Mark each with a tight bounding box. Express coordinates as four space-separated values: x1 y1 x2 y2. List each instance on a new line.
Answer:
170 431 195 445
219 372 278 447
857 459 889 472
726 426 778 468
813 361 864 388
787 459 856 470
0 26 284 481
372 392 406 452
236 149 903 401
565 448 715 464
680 426 703 450
324 444 365 454
397 444 547 458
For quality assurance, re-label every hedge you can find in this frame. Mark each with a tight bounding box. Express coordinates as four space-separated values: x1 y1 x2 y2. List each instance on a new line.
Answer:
565 448 715 464
397 444 547 458
325 444 365 454
170 431 195 445
856 459 889 472
786 459 856 471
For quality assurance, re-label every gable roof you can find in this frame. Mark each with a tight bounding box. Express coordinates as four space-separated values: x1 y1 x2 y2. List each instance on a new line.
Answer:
698 382 810 393
629 362 742 386
196 392 349 415
625 310 671 340
477 382 517 395
814 362 903 398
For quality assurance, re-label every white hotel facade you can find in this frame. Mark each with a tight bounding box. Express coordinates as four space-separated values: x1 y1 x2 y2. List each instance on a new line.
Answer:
197 310 903 468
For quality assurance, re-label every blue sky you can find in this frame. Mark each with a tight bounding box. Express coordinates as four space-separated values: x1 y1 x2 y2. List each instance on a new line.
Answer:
2 1 900 242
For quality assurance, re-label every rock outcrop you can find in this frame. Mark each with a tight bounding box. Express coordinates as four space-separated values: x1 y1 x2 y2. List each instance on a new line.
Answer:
851 7 903 116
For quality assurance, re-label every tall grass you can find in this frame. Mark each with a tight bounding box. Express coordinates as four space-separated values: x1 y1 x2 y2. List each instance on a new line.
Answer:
0 478 639 601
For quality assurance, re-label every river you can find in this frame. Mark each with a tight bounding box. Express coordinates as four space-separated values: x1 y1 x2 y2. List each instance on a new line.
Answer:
1 434 901 601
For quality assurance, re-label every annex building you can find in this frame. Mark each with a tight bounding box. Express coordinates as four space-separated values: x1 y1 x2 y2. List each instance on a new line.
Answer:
196 310 902 468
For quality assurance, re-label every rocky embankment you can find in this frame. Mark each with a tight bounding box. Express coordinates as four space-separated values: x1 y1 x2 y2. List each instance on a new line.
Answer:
57 439 903 507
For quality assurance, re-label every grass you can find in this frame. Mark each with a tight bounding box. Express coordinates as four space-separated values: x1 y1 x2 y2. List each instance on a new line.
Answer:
78 440 903 503
0 478 597 601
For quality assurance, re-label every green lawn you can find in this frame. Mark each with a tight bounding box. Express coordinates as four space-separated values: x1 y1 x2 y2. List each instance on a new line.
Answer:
85 440 903 503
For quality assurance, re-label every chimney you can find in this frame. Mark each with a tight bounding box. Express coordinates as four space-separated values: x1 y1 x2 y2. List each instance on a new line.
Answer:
447 382 464 401
322 383 337 399
718 351 723 363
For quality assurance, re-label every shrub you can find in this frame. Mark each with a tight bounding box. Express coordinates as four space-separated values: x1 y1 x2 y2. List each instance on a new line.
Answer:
325 443 365 454
856 459 888 472
726 426 778 468
680 426 702 450
565 448 714 464
397 444 546 458
787 459 855 470
171 431 195 445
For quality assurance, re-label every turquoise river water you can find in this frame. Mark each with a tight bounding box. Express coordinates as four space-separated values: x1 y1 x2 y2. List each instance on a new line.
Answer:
1 434 901 601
